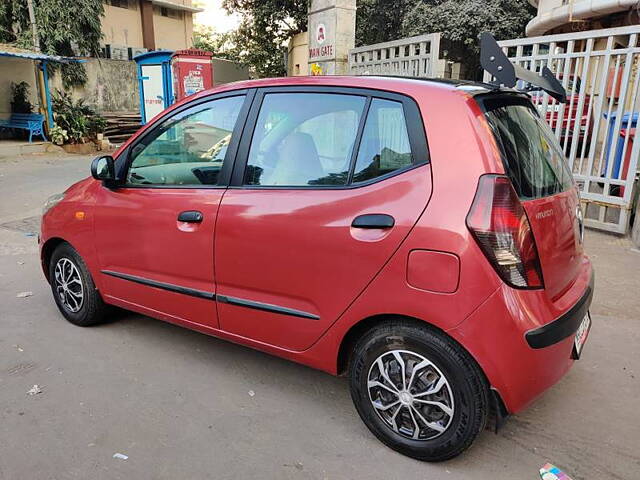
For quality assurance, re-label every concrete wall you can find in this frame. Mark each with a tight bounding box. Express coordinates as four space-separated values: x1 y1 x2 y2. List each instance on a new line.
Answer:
527 0 640 36
101 1 195 51
212 58 250 85
287 32 309 76
153 8 193 50
49 59 139 113
307 0 356 75
102 2 145 47
0 58 41 120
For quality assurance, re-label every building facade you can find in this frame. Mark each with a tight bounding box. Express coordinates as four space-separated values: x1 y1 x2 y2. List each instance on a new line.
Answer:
527 0 640 36
102 0 202 58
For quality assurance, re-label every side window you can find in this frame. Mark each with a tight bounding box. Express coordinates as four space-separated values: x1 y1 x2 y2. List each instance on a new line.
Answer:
352 99 412 184
244 93 366 186
127 95 245 186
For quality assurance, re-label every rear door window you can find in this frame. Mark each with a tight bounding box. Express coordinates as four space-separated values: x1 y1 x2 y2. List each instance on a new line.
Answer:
243 91 421 188
352 98 413 184
481 96 574 199
244 93 366 186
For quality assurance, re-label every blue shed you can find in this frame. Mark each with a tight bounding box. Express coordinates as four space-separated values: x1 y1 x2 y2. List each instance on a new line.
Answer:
134 50 174 125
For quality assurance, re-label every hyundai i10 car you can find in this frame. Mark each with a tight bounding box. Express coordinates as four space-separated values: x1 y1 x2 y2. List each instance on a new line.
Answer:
40 74 593 461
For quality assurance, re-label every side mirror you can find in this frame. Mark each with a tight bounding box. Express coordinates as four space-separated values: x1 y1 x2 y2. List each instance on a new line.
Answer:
91 155 117 187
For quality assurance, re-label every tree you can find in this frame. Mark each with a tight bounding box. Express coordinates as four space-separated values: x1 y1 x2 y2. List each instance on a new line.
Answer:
0 0 104 87
193 25 238 61
355 0 419 47
402 0 535 79
220 0 308 78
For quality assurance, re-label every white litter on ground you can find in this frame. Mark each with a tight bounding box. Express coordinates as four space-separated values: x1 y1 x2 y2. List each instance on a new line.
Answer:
16 291 33 298
113 453 128 460
248 390 255 397
27 385 42 395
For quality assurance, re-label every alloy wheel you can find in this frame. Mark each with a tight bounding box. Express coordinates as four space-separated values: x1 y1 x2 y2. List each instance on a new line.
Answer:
54 258 84 313
367 349 454 440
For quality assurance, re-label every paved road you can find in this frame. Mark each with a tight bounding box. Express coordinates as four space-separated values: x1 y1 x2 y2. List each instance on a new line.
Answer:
1 153 639 480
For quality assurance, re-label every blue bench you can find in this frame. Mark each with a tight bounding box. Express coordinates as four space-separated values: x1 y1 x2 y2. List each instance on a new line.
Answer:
0 113 47 143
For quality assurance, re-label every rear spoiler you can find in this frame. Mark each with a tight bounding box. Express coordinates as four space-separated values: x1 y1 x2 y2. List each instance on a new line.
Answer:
480 32 567 104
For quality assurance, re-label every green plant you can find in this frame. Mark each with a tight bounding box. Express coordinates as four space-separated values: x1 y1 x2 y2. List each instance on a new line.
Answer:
50 125 69 145
51 90 106 144
402 0 535 79
217 0 309 78
87 115 107 137
0 0 104 87
10 81 33 113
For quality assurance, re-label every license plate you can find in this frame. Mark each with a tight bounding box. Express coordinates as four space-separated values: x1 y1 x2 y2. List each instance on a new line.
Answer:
572 312 591 359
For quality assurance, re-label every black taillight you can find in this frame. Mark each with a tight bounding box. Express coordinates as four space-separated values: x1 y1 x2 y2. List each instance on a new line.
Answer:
466 175 543 289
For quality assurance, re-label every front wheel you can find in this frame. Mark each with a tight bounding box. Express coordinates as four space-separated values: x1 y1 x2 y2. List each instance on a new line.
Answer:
348 320 489 461
49 243 108 326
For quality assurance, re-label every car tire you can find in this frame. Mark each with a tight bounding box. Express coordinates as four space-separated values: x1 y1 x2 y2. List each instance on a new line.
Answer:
49 243 108 327
348 319 489 461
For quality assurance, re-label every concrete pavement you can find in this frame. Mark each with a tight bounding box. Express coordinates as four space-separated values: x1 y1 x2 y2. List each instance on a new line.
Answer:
1 153 639 480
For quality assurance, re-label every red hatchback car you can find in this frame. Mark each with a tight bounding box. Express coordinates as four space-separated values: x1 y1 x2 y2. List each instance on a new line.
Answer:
40 76 593 461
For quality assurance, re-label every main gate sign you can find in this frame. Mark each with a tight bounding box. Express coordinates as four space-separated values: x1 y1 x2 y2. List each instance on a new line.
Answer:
307 0 356 75
485 25 640 234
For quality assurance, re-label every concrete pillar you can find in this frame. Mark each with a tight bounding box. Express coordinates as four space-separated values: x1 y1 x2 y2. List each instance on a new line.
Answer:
140 0 156 51
307 0 356 75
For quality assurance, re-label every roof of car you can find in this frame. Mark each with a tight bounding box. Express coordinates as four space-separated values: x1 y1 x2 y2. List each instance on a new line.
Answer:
188 75 503 102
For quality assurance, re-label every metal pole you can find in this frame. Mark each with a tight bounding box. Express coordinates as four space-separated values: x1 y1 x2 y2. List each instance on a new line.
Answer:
41 61 54 128
26 0 40 53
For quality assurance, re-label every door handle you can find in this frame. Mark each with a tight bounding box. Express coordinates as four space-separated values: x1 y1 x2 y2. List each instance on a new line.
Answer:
351 214 395 229
178 210 203 223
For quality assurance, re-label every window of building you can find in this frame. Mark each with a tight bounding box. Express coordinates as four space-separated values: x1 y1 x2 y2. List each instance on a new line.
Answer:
160 7 183 19
106 0 132 9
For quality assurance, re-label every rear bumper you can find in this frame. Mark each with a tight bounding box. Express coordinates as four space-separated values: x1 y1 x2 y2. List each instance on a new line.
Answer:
525 271 594 349
448 258 594 413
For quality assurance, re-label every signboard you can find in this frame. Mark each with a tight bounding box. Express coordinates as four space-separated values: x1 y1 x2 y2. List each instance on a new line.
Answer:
307 0 356 75
308 13 335 62
183 66 205 97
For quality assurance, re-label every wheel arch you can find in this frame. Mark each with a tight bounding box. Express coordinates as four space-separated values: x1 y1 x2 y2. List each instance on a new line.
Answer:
41 237 70 282
335 313 508 418
336 314 449 376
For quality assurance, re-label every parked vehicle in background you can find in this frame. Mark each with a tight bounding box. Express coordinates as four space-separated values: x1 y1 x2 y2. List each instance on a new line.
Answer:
530 75 592 154
39 75 593 461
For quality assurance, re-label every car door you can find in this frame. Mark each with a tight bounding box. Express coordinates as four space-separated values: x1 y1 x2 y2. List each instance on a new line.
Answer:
214 87 432 351
93 91 252 328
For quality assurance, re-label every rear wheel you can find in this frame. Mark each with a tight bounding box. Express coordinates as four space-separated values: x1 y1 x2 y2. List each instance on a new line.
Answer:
49 243 108 326
348 320 489 461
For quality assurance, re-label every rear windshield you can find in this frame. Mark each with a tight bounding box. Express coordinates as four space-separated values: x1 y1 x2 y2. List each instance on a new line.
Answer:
480 96 574 200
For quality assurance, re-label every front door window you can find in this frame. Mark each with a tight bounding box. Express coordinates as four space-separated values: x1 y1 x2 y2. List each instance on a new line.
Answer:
127 95 245 186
